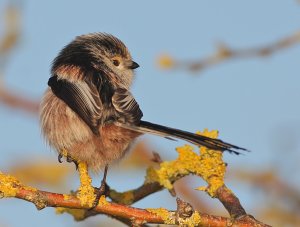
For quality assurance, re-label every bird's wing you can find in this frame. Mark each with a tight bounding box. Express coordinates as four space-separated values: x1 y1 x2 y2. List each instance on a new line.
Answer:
48 75 103 135
112 88 143 124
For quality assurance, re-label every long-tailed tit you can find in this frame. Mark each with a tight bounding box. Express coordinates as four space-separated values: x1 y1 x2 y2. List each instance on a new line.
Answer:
40 33 246 207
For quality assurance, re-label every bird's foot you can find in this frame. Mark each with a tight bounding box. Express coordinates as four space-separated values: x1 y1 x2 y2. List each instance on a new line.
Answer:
89 182 109 210
58 153 79 170
89 165 109 210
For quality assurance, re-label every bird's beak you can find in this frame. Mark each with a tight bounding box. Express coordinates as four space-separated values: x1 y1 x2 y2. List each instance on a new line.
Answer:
130 61 139 69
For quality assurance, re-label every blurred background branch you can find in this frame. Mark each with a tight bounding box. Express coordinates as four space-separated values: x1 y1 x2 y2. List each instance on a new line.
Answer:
232 169 300 226
158 30 300 73
0 3 20 66
0 87 39 114
0 3 39 114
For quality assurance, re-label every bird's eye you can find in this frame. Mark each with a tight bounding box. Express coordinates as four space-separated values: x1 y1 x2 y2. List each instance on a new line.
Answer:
113 59 120 66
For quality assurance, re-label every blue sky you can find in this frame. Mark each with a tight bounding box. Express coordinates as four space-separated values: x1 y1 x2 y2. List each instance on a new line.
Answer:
0 1 299 226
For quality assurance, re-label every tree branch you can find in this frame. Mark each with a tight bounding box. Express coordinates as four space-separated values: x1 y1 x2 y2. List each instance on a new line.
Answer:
2 183 269 226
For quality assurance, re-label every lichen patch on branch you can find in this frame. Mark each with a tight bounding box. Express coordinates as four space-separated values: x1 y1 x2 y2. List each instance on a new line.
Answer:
77 162 95 207
109 189 135 205
177 211 201 227
146 208 174 225
56 207 86 221
145 129 226 197
0 171 36 198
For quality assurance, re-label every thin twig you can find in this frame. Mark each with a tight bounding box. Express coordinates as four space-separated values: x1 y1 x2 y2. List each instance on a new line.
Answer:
215 185 246 218
158 30 300 72
109 182 163 205
0 87 39 114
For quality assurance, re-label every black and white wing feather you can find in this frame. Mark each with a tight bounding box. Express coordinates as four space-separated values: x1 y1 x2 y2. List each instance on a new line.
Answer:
112 88 143 124
48 75 103 135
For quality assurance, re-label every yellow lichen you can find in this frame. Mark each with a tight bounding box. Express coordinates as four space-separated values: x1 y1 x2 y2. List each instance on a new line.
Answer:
146 208 174 225
196 128 219 138
157 54 176 69
56 207 86 221
63 193 72 201
178 211 201 227
0 171 19 197
109 189 134 205
0 171 37 198
98 195 108 206
77 162 95 207
145 129 225 197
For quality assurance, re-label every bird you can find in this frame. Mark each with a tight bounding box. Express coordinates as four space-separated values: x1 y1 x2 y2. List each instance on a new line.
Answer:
39 33 247 208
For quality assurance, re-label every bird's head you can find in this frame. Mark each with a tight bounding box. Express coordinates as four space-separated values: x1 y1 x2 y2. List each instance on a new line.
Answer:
52 33 139 89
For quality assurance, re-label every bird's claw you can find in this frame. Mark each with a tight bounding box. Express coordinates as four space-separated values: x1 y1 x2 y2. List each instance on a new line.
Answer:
58 153 63 163
89 165 109 210
57 153 79 170
89 182 109 210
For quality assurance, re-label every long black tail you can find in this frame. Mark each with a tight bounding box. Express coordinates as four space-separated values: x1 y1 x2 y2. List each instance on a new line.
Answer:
118 120 248 154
